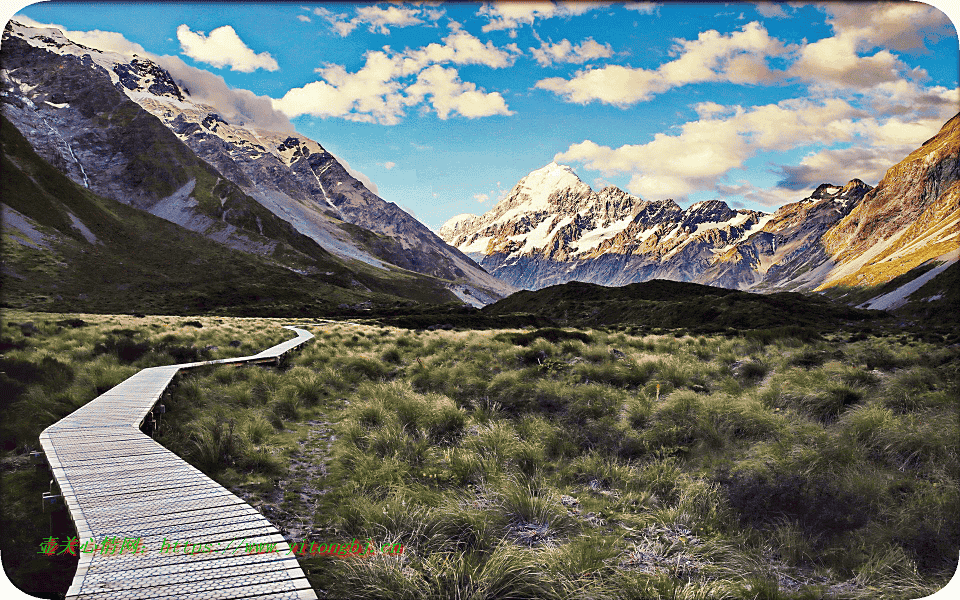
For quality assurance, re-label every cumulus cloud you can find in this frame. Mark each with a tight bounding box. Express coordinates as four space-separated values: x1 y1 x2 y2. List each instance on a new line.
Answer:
477 2 605 33
383 161 396 169
786 2 951 90
296 15 311 23
556 87 957 202
177 24 279 72
273 30 516 124
552 96 924 200
406 65 513 119
776 148 892 191
530 38 614 66
316 4 425 36
536 21 785 105
155 55 295 132
824 2 953 52
404 30 522 70
473 192 489 203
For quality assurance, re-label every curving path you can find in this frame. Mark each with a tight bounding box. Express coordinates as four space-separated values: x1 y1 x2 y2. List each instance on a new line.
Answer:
39 326 318 600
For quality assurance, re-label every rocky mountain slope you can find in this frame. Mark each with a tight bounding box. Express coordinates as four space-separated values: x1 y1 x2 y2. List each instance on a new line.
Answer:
1 113 436 315
1 21 511 307
817 113 960 294
440 162 872 291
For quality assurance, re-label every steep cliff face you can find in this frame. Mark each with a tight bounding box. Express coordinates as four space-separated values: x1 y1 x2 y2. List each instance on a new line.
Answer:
1 21 513 305
439 161 873 291
818 113 960 290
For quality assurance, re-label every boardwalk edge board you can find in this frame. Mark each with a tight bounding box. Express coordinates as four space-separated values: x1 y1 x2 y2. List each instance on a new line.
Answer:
38 325 319 600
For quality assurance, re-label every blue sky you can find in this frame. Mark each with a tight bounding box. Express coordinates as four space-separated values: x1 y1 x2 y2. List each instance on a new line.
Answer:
6 1 960 229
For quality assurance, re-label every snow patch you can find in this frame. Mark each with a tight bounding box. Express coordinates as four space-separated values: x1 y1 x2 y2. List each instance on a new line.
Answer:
571 215 634 254
858 249 959 311
693 212 751 235
460 235 493 255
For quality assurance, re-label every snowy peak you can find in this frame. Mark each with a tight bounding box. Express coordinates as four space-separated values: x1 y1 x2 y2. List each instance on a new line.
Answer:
493 162 592 217
112 56 185 102
809 179 872 205
683 199 738 226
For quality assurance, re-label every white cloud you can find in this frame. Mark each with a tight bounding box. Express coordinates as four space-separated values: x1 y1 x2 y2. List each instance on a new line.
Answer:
156 55 295 132
786 2 952 91
14 16 148 57
273 30 516 124
754 3 789 19
383 161 396 169
530 38 614 66
177 24 279 72
406 65 513 119
297 15 311 23
317 4 425 37
552 93 953 201
824 2 953 52
477 2 605 33
404 30 521 71
274 50 410 124
536 21 785 105
473 192 489 203
713 181 805 209
624 2 659 15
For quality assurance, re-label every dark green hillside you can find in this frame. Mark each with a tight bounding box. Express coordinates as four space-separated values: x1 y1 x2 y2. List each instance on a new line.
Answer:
484 279 883 332
1 116 456 314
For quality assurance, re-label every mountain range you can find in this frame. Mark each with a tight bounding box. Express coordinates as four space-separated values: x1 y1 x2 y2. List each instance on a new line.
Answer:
440 120 958 312
1 21 512 313
2 20 956 317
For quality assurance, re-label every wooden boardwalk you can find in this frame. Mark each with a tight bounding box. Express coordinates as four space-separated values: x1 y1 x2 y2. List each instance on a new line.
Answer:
39 326 318 599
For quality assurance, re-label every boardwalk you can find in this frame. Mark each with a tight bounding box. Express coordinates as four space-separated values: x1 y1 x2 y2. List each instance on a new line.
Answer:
39 326 318 599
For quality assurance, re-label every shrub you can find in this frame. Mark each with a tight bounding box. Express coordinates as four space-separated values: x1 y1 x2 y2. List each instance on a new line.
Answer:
761 370 863 423
495 328 591 347
718 470 869 537
332 355 390 384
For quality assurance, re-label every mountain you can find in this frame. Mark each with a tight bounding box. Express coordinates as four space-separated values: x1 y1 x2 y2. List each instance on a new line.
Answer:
441 112 959 304
1 21 512 308
817 113 960 296
439 162 870 291
1 113 441 315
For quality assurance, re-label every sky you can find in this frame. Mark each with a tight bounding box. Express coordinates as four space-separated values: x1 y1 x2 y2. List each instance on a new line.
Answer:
4 1 959 230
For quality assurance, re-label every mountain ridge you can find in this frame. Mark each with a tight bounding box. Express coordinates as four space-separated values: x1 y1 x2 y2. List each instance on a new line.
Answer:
1 20 514 307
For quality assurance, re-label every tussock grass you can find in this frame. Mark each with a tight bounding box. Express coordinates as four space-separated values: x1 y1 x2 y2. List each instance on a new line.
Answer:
5 312 956 599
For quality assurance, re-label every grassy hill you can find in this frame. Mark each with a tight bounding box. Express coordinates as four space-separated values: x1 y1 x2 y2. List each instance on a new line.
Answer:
482 279 883 333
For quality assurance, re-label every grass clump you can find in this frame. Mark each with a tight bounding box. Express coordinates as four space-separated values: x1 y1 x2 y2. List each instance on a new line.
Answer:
7 313 956 599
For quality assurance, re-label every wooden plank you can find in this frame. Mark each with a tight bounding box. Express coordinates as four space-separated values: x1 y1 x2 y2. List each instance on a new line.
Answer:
44 326 317 600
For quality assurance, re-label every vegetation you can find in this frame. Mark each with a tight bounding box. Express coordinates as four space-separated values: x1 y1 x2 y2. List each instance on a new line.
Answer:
0 114 460 315
159 321 957 599
4 312 957 599
482 279 886 333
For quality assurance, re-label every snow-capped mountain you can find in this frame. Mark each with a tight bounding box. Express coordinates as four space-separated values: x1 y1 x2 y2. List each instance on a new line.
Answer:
439 162 837 291
442 122 959 300
1 21 512 305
